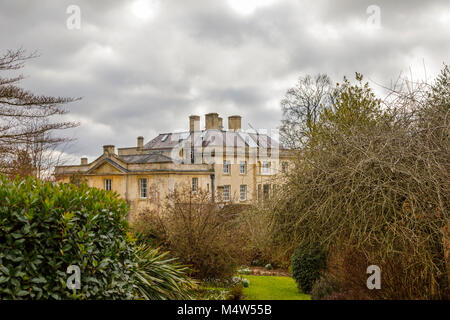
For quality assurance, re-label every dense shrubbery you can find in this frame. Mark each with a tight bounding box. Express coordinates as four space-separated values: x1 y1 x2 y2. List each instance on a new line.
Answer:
0 176 135 299
291 245 326 293
0 176 194 300
310 274 341 300
271 66 450 299
239 206 290 269
132 187 249 281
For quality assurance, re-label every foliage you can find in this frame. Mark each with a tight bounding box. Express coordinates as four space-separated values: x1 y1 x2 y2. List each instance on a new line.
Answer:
237 267 251 275
0 175 135 299
271 69 449 299
265 264 273 270
310 274 341 300
291 245 326 293
132 245 196 300
239 206 290 268
132 187 250 281
242 275 310 300
226 284 244 300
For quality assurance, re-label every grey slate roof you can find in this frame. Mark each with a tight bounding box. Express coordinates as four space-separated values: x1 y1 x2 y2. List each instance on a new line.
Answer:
118 153 172 164
143 130 279 150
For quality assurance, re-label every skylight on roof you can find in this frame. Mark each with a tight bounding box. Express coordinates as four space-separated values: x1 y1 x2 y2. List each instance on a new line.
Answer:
161 134 169 142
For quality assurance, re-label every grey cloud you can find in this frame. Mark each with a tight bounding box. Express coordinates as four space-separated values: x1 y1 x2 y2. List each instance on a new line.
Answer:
1 0 448 161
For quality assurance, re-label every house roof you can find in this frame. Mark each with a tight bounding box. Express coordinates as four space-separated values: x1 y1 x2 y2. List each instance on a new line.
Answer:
143 130 279 150
118 153 172 164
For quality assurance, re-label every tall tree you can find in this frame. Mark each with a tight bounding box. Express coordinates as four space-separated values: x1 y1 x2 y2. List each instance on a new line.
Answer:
280 74 334 148
0 48 79 179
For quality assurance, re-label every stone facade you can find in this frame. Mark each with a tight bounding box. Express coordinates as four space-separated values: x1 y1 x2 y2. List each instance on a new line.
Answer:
54 113 293 220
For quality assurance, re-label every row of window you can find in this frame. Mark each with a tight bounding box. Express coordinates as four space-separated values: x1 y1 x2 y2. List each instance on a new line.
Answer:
104 177 274 202
221 184 247 202
223 161 250 175
223 161 289 175
222 184 272 202
104 178 148 198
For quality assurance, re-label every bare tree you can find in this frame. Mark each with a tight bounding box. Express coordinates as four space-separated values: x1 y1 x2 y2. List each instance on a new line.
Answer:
280 74 334 148
0 48 80 179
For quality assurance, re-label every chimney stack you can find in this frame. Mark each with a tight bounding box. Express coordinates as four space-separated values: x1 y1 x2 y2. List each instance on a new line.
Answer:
189 115 200 132
137 136 144 151
205 113 219 130
80 157 88 165
228 115 242 131
103 145 115 155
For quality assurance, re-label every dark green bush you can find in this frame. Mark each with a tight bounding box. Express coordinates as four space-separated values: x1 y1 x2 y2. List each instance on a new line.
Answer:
291 245 326 293
0 176 136 299
310 274 341 300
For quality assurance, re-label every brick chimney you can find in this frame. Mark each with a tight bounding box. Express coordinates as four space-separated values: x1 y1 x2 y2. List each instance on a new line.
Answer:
189 115 200 132
205 113 219 130
228 115 242 131
103 145 115 155
80 157 88 165
137 136 144 151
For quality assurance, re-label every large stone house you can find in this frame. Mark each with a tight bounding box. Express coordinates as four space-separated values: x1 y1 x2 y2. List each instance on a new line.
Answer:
55 113 292 219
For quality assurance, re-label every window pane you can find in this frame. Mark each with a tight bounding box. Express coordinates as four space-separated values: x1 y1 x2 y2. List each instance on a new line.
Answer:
263 184 270 200
240 161 246 174
192 177 198 192
262 161 271 174
240 185 246 201
223 161 229 174
223 185 230 201
140 178 147 198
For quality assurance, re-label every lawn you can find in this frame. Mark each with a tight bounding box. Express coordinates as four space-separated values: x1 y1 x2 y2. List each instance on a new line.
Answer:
242 275 310 300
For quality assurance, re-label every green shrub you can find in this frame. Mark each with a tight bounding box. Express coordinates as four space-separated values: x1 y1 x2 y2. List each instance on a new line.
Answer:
132 245 195 300
291 245 326 293
310 274 341 300
0 176 136 299
265 264 273 270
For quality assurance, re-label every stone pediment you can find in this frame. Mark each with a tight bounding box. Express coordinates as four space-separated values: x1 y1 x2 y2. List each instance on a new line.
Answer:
87 159 127 174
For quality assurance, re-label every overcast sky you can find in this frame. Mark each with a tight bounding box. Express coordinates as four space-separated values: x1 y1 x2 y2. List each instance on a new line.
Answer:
1 0 449 161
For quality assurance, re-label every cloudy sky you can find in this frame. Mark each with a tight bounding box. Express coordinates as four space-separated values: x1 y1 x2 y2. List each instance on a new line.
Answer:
1 0 449 161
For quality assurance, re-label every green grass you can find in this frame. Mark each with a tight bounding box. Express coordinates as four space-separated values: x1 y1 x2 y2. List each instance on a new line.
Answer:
242 275 310 300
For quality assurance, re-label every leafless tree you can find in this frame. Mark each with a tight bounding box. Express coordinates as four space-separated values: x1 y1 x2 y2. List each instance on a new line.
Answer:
0 48 80 179
280 74 334 148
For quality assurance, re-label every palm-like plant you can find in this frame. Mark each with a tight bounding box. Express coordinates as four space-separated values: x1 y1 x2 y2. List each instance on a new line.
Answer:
133 245 196 300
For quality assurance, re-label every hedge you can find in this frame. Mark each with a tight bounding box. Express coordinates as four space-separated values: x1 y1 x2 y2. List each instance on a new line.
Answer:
0 176 136 299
